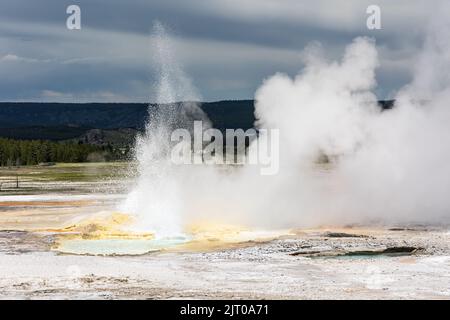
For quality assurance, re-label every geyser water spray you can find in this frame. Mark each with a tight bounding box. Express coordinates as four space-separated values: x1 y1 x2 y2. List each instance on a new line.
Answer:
120 22 209 237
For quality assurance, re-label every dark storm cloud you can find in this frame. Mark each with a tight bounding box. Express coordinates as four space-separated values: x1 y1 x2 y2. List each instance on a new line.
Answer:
0 0 440 102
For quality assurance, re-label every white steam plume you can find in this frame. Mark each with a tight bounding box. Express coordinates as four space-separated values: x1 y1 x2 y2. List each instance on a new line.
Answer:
337 6 450 225
183 11 450 229
123 8 450 236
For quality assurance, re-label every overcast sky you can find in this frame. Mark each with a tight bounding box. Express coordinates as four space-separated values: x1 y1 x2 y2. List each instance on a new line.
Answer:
0 0 442 102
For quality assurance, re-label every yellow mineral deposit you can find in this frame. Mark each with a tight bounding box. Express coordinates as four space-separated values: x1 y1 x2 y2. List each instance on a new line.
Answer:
50 210 289 255
50 212 153 240
178 221 290 252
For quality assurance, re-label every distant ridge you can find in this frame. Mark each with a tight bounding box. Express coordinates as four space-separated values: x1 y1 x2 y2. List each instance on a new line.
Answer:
0 100 255 131
0 100 394 141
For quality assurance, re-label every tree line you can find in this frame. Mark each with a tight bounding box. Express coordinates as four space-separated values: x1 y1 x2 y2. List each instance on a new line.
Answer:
0 138 125 166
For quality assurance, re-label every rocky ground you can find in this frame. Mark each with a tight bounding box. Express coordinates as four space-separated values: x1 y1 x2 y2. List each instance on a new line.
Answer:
0 227 448 299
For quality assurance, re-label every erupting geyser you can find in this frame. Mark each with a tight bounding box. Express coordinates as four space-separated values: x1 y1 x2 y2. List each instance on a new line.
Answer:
119 22 210 238
120 7 450 241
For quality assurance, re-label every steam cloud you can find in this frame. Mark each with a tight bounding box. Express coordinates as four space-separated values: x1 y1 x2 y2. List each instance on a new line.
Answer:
122 10 450 236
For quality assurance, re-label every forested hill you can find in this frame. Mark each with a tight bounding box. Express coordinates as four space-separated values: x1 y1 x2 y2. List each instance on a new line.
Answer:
0 100 394 143
0 100 256 130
